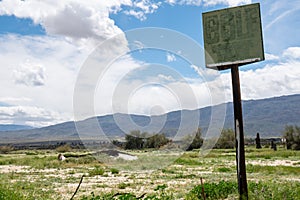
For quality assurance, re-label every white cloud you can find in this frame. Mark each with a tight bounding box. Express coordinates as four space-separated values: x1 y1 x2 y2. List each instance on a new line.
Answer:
214 47 300 101
265 53 279 61
124 0 161 20
166 52 176 62
158 74 175 82
0 0 128 44
283 47 300 60
0 35 85 126
0 105 67 127
14 61 45 87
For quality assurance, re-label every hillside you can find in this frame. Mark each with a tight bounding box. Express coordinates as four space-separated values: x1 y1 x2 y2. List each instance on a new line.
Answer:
1 94 300 143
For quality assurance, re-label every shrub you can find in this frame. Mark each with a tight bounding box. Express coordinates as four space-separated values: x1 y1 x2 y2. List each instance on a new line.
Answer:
283 125 300 150
110 168 119 174
88 167 105 176
118 182 128 189
124 130 145 150
186 128 203 151
0 145 14 154
144 133 170 149
214 129 235 149
124 131 170 150
187 180 237 199
55 144 72 153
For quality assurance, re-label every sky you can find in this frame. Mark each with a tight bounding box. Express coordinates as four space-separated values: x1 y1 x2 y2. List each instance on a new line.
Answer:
0 0 300 127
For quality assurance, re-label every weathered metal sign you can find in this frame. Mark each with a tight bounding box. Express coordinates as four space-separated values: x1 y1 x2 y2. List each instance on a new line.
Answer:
203 3 264 70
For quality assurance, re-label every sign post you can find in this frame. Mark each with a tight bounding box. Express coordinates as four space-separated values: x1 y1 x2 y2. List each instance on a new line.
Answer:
202 3 264 199
231 65 248 198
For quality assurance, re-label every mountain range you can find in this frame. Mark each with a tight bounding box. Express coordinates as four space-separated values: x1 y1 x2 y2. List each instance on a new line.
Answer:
1 94 300 143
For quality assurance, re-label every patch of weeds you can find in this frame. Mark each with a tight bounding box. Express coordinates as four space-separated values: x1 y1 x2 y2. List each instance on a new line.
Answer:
175 157 201 165
0 184 23 200
97 184 109 188
0 145 14 154
110 168 119 174
55 144 72 153
215 167 232 173
118 182 129 189
25 151 38 155
248 181 300 200
293 161 300 165
247 164 300 175
161 168 175 174
88 167 105 176
187 180 238 200
175 173 196 179
187 180 300 200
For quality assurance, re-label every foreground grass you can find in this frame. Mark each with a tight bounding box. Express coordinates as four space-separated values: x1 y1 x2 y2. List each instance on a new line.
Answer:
0 146 299 199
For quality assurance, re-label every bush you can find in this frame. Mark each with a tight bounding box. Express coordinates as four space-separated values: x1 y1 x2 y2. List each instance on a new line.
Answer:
187 180 237 199
124 130 170 150
186 128 203 151
0 145 14 154
124 130 145 150
118 182 128 189
110 168 119 174
88 167 105 176
55 144 72 153
214 129 235 149
144 134 170 149
187 180 300 200
284 125 300 150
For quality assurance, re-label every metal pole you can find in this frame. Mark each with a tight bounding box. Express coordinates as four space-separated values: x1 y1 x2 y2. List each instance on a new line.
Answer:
231 65 248 200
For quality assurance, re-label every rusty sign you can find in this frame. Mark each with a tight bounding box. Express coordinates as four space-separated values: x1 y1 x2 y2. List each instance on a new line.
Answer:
203 3 264 70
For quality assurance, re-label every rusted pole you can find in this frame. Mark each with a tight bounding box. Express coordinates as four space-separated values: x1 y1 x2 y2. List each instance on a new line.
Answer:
231 65 248 200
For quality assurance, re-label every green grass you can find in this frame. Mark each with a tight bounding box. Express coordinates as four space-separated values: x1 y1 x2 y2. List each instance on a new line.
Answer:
247 164 300 175
88 167 105 176
186 180 300 200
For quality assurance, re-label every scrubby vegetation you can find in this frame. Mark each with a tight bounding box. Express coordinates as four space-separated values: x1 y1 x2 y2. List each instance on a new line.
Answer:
120 130 170 150
0 146 299 200
283 125 300 150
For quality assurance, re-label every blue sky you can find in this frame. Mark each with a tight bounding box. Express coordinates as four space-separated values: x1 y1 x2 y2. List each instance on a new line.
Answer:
0 0 299 127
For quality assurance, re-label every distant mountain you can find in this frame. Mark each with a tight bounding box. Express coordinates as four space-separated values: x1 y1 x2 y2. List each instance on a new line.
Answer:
0 124 33 132
1 94 300 143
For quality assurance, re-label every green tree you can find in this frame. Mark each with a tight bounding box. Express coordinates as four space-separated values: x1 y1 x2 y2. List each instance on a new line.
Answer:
145 133 170 149
186 128 203 151
124 130 145 150
215 129 235 149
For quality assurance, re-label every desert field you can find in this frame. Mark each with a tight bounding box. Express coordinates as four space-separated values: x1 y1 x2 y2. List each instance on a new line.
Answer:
0 146 299 200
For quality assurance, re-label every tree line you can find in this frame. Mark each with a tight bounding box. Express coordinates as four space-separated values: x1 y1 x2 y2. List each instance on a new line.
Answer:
113 128 236 150
112 125 300 151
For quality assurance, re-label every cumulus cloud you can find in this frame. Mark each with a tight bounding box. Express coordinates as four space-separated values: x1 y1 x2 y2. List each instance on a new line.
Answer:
283 47 300 60
124 0 161 20
0 105 67 127
14 61 45 87
213 47 300 101
0 35 84 126
0 0 126 44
